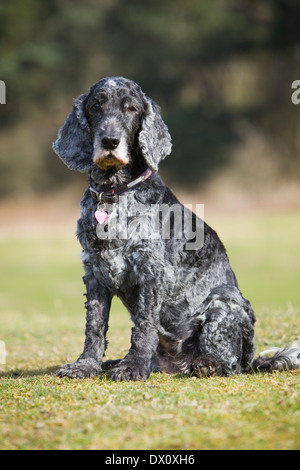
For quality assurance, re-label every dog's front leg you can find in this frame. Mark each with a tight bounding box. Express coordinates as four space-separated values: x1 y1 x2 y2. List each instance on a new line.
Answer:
57 272 111 379
111 281 160 381
111 316 159 381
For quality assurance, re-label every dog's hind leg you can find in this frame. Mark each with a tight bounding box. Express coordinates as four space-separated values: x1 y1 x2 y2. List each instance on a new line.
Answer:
189 286 255 377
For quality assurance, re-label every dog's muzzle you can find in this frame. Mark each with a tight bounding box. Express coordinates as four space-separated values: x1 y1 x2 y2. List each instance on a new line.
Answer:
92 133 130 170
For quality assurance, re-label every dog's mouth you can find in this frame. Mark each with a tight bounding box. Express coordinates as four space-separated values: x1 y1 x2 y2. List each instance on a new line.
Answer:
93 152 128 170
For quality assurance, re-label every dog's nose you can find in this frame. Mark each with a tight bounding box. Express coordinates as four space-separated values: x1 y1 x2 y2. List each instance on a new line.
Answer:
101 136 120 150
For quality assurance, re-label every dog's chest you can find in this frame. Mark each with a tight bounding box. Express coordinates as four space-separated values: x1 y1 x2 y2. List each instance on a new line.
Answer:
91 246 130 289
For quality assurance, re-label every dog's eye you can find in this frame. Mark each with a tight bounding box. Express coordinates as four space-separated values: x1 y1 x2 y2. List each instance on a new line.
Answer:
92 103 101 110
128 105 137 113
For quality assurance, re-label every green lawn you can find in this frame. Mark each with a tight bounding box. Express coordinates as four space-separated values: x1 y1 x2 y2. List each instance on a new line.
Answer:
0 209 299 450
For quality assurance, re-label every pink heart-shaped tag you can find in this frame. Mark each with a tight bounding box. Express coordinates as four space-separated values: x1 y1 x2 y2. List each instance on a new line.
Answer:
95 208 109 224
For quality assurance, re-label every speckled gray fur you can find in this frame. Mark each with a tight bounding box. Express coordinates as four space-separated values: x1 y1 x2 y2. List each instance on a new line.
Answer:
53 77 299 380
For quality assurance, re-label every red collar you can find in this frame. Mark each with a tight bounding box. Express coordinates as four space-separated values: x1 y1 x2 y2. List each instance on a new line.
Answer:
89 168 152 204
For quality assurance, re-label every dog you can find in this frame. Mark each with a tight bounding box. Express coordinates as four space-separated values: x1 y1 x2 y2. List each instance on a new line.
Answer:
53 76 300 380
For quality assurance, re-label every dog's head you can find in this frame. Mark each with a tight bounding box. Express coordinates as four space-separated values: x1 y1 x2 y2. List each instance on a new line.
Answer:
53 77 172 173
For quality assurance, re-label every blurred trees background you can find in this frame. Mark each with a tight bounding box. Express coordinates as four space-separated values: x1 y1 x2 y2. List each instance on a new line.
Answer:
1 0 300 197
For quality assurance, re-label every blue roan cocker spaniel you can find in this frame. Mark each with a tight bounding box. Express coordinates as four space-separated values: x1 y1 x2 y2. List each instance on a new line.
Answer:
53 77 300 380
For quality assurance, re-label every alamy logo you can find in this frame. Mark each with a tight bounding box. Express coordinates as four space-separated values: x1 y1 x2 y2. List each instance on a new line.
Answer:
95 195 205 250
0 80 6 104
291 80 300 105
0 341 6 364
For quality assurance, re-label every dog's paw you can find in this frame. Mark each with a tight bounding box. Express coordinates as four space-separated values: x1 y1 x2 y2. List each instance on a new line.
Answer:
56 358 101 379
111 357 150 381
190 357 219 378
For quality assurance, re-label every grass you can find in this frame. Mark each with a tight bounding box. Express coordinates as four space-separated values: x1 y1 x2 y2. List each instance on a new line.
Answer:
0 209 299 450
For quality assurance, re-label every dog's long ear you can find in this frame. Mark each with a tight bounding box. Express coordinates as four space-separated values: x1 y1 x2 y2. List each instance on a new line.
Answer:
52 93 93 172
138 96 172 172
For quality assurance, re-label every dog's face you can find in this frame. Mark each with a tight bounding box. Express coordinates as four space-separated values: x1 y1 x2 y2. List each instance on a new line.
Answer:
85 78 144 170
53 76 172 173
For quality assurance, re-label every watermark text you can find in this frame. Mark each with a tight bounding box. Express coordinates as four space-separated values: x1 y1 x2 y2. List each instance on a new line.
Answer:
95 196 204 251
291 80 300 105
0 80 6 104
0 341 6 364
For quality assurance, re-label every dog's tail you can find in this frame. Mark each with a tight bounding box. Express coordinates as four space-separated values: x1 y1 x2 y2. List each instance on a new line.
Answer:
250 341 300 373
